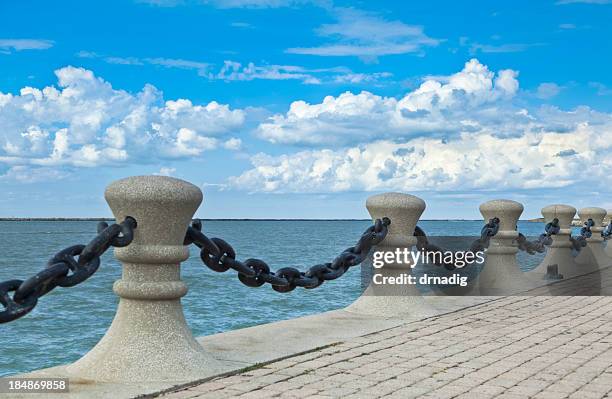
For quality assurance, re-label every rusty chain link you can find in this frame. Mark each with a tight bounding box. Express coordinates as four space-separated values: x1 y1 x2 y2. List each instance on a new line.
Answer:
413 218 500 270
184 218 391 292
0 217 137 323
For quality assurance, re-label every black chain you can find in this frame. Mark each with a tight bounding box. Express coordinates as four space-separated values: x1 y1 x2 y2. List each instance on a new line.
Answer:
517 218 560 254
0 217 137 323
184 218 390 292
413 218 500 270
604 222 612 240
569 218 593 252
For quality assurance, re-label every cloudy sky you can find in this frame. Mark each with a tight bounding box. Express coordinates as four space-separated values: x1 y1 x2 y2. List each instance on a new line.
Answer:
1 0 611 219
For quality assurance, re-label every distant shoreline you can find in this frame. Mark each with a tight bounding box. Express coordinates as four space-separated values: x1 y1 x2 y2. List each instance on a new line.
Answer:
0 218 547 222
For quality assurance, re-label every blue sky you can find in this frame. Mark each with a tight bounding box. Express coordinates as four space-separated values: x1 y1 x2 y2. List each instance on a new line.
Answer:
0 0 611 219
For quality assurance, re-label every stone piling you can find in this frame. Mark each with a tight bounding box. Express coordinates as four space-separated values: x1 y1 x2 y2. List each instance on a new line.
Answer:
66 176 219 383
530 204 580 279
575 207 612 269
477 199 534 295
346 192 435 318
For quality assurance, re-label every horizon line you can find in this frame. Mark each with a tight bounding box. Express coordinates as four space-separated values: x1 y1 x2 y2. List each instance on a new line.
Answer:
0 217 546 222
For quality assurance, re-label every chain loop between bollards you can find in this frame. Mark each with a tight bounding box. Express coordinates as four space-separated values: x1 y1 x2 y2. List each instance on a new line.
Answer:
0 217 137 323
604 223 612 240
184 217 391 292
413 217 500 270
516 218 560 254
569 218 593 254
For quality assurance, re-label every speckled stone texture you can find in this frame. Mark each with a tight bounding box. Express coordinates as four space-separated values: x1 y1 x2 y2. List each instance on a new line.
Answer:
604 210 612 225
477 200 537 295
607 210 612 258
65 175 221 383
531 204 583 279
576 207 612 269
346 192 435 318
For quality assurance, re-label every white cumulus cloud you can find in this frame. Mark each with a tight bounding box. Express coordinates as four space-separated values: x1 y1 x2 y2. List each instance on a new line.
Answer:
0 66 245 178
256 59 521 146
233 59 612 193
231 125 612 193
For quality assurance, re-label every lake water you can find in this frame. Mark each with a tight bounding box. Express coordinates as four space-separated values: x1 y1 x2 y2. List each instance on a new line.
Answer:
0 220 548 376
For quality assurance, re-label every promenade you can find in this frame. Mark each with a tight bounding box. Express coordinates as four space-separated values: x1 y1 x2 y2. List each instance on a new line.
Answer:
5 178 612 399
162 295 612 399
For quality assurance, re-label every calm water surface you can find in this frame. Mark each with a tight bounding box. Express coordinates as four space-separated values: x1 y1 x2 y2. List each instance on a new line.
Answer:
0 220 547 376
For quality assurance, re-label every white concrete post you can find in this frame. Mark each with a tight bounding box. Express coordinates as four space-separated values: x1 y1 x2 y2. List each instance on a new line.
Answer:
346 192 435 318
530 204 580 279
66 176 219 383
477 200 535 295
575 207 612 269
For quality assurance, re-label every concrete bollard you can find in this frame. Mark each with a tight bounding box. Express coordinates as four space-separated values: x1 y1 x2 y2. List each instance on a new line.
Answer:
606 210 612 258
346 192 435 318
66 176 219 382
530 204 581 279
575 207 612 269
477 200 534 295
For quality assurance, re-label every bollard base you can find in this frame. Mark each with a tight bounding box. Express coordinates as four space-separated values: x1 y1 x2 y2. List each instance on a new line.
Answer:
531 248 596 279
575 246 612 270
65 299 222 383
345 295 436 318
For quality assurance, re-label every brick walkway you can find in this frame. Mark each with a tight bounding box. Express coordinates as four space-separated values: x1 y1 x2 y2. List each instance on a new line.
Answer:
161 295 612 399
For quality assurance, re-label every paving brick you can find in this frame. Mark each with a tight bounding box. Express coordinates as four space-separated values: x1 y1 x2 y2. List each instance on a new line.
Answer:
162 296 612 399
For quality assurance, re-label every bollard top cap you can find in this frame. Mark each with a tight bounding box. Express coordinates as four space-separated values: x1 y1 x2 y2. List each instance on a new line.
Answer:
104 175 203 248
366 192 426 212
541 204 576 226
479 199 523 231
366 192 425 248
105 175 202 204
479 199 523 212
578 207 607 223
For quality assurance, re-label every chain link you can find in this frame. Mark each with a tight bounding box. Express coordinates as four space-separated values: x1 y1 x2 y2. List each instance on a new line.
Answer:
414 218 500 270
604 222 612 240
184 218 391 292
517 217 560 254
0 217 137 323
569 218 593 252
